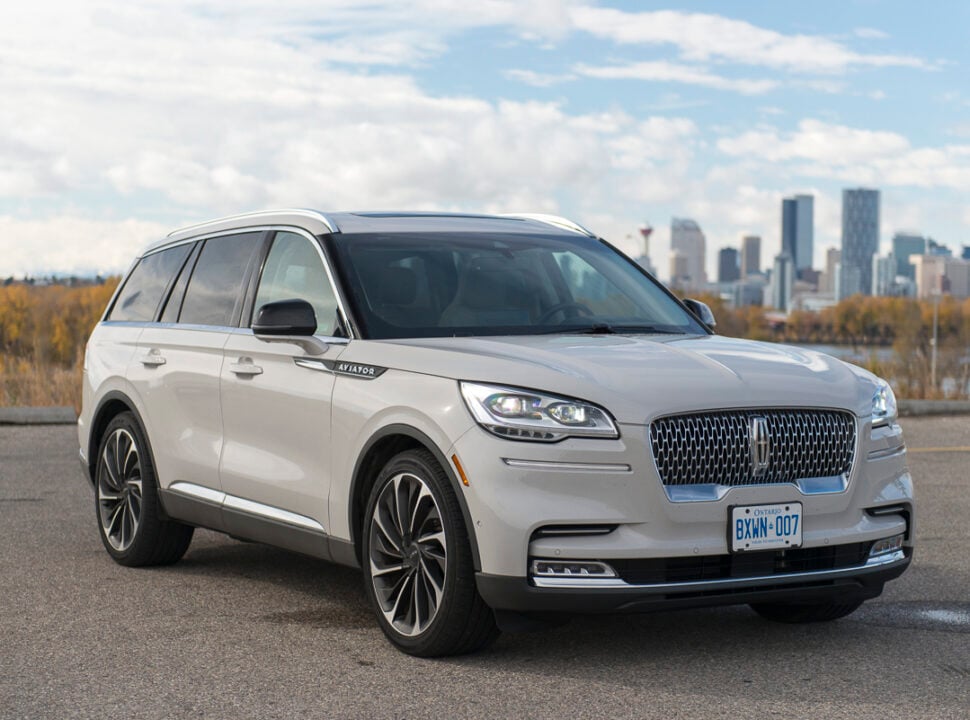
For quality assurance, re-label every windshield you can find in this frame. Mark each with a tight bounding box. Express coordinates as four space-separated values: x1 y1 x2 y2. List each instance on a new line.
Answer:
327 232 707 340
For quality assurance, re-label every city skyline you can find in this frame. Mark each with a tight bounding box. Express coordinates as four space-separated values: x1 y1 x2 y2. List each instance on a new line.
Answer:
1 2 969 278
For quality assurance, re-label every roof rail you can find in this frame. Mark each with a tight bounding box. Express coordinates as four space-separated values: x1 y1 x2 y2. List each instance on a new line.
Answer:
500 213 596 237
166 209 338 238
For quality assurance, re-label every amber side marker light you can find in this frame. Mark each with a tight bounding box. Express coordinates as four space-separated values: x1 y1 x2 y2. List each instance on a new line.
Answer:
452 454 470 486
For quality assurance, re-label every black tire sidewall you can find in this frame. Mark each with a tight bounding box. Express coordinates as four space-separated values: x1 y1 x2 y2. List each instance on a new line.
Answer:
361 449 471 655
94 411 162 564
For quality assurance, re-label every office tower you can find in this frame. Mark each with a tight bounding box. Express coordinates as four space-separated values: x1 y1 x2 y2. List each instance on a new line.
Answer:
819 247 841 295
771 253 795 311
891 233 927 280
670 218 707 290
718 247 740 283
668 251 689 290
840 188 880 297
928 238 952 257
781 194 814 274
741 235 761 276
872 255 896 296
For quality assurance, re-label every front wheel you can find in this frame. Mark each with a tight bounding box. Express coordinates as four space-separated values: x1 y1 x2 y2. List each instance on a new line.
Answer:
749 598 865 623
362 448 498 657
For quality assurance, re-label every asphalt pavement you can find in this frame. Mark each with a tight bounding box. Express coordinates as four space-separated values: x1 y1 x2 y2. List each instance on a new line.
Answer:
1 418 968 719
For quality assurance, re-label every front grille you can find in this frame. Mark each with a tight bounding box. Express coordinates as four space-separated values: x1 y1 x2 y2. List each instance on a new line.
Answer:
650 409 856 487
611 543 871 585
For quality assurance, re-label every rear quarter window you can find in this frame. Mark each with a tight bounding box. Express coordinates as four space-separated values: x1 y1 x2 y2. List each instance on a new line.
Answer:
107 244 192 322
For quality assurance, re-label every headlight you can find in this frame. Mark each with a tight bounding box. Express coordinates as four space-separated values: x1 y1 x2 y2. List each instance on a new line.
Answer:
872 379 898 428
459 382 619 442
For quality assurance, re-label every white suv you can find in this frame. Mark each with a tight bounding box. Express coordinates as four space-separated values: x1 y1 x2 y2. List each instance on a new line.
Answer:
79 210 913 656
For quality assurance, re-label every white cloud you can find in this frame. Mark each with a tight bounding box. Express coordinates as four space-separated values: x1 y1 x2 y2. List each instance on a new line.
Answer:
504 69 576 87
569 7 929 74
574 61 777 95
717 120 970 189
854 28 890 40
0 216 166 277
718 120 911 164
0 2 708 274
0 1 961 279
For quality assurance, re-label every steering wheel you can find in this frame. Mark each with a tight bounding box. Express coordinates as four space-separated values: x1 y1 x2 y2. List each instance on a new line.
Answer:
537 302 595 324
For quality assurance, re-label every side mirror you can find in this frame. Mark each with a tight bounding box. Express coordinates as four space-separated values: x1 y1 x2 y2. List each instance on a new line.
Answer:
253 299 328 355
683 298 716 329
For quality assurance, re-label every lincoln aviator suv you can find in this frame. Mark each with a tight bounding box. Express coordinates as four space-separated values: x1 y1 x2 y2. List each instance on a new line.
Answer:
78 210 913 656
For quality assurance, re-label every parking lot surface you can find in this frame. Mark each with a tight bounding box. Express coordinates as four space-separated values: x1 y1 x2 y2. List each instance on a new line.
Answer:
1 418 968 719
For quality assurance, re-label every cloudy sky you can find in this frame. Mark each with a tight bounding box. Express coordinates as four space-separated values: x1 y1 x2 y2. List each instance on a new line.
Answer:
2 0 968 279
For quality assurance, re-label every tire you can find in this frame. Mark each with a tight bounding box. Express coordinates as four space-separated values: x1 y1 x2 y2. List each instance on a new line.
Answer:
361 448 499 657
94 411 194 567
749 598 865 623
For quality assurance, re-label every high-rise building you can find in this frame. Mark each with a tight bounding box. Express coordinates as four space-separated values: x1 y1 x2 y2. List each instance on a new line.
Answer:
668 251 689 290
670 218 706 290
928 238 953 257
912 255 970 299
840 188 880 298
818 247 841 295
718 247 740 283
741 235 761 276
962 246 970 261
891 233 927 280
771 252 795 311
872 255 896 296
782 194 814 274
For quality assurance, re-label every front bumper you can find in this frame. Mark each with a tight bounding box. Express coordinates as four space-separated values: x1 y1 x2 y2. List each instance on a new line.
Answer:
476 548 911 614
451 419 914 579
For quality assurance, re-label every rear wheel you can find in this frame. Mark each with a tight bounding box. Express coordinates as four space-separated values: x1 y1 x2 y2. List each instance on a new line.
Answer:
362 448 498 657
95 412 193 566
749 598 865 623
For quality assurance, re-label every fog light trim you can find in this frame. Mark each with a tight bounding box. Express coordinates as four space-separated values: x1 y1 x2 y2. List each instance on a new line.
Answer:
530 559 617 578
869 533 905 558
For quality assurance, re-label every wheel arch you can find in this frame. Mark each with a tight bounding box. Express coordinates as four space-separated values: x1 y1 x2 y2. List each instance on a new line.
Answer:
86 391 150 485
348 424 482 572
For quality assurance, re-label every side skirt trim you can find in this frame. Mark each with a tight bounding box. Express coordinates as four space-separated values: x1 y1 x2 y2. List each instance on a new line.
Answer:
167 481 325 533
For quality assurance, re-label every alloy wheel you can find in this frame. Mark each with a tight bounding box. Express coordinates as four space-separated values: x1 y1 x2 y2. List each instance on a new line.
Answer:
368 472 448 637
97 428 143 552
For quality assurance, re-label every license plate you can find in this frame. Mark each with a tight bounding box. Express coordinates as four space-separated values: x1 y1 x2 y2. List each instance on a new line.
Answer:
731 502 802 552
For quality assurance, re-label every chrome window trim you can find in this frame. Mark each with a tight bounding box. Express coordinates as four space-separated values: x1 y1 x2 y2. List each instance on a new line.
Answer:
111 226 356 339
141 226 264 258
530 549 907 589
251 227 356 340
168 481 326 533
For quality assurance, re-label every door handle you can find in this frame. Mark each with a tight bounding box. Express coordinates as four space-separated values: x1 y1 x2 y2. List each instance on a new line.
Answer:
229 358 263 376
139 350 167 367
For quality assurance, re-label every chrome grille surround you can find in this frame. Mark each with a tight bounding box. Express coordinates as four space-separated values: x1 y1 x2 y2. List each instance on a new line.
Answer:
650 408 857 489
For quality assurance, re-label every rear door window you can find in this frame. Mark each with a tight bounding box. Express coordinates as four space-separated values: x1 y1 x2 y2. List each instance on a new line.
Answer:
179 232 262 327
107 244 192 322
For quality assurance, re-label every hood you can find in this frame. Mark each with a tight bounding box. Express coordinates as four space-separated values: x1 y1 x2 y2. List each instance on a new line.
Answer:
337 333 876 424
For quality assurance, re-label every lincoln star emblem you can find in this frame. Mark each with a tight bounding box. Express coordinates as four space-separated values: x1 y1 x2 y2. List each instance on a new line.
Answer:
750 416 770 477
